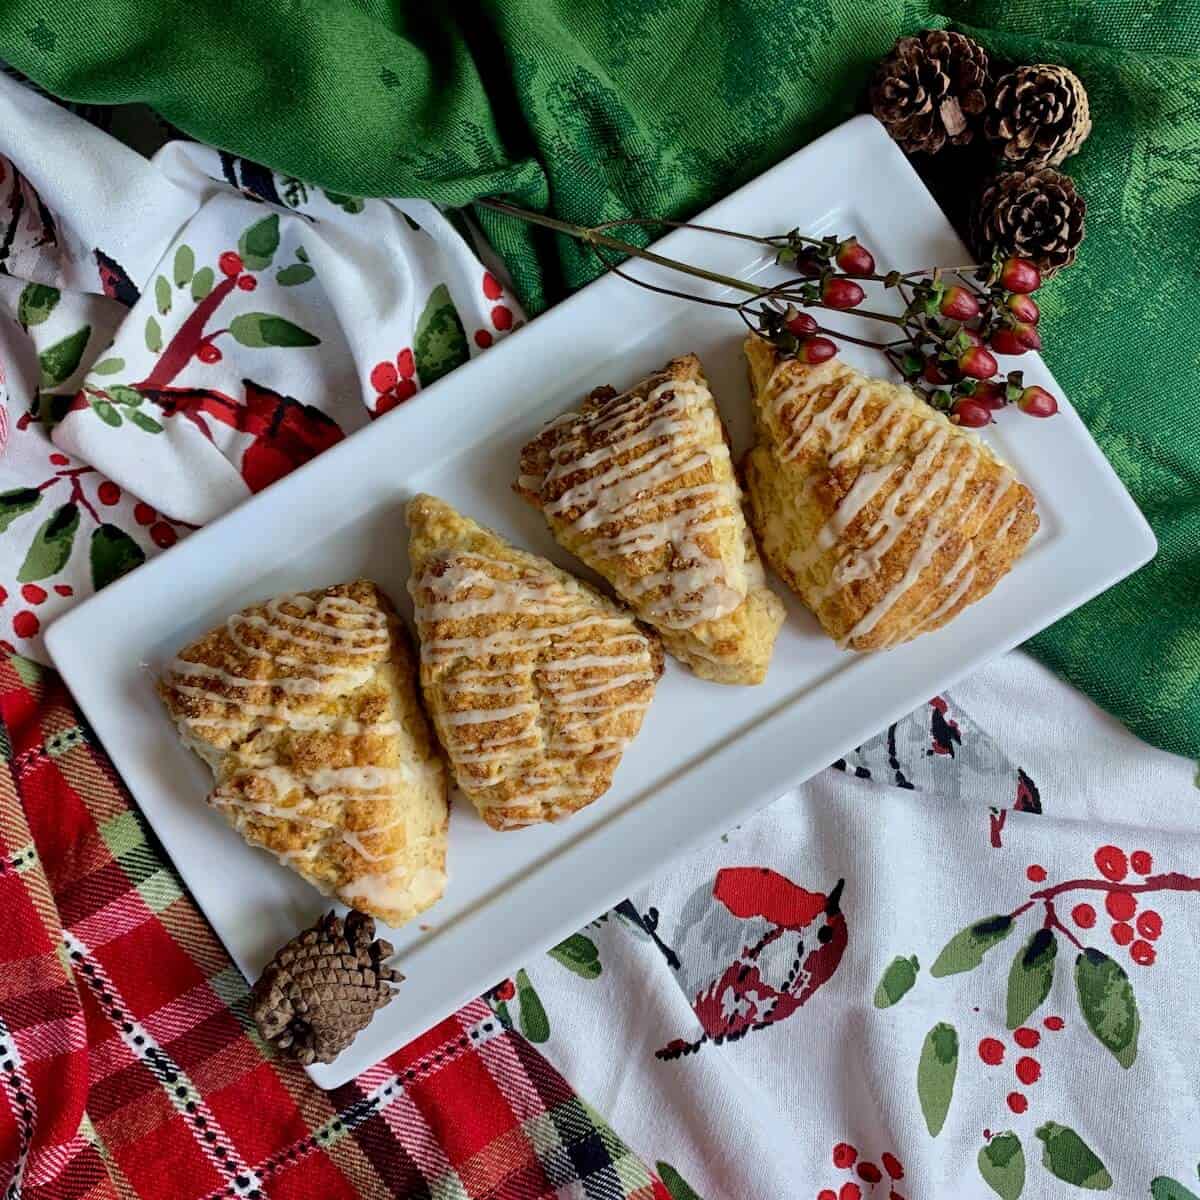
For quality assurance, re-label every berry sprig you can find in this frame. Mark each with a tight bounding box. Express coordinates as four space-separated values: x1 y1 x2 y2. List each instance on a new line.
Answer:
478 198 1060 425
977 1014 1065 1116
818 1141 906 1200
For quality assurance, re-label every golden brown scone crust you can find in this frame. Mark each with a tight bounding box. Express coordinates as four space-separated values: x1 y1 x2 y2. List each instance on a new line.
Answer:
158 579 448 927
407 494 662 830
742 336 1038 650
516 354 784 684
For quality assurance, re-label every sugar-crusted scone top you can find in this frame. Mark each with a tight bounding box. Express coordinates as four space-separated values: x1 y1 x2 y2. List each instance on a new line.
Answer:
406 494 663 830
516 353 784 685
743 336 1039 651
157 580 448 927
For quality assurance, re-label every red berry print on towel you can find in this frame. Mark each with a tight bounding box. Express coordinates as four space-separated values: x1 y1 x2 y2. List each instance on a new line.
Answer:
1130 849 1153 874
818 1142 904 1200
1006 1092 1028 1114
1094 845 1128 881
832 1144 857 1169
13 611 39 638
1071 902 1096 928
491 304 513 330
881 1153 904 1180
1130 940 1156 966
656 870 847 1058
978 1037 1005 1065
1136 910 1162 939
1026 864 1047 882
482 271 503 300
370 348 419 415
474 329 493 349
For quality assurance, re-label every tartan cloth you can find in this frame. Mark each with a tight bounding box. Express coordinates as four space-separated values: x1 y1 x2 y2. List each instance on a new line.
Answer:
0 651 671 1200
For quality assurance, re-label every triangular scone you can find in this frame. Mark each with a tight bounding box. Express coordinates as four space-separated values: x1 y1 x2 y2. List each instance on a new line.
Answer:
742 335 1039 651
516 354 784 684
407 494 663 830
158 580 448 928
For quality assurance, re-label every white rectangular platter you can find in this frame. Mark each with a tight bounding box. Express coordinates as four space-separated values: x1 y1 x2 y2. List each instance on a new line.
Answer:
46 115 1156 1088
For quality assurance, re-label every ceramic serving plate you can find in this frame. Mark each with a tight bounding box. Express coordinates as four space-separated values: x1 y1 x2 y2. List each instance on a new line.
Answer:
46 115 1156 1088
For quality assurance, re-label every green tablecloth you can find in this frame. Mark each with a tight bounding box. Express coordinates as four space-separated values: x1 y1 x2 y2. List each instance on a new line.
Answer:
2 0 1197 759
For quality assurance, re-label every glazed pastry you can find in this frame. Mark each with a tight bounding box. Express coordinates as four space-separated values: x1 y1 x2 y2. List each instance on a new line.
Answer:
516 354 784 684
742 336 1038 650
407 493 663 830
158 580 448 928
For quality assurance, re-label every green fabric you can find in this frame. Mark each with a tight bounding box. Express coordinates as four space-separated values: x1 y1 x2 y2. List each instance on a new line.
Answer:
2 1 1198 757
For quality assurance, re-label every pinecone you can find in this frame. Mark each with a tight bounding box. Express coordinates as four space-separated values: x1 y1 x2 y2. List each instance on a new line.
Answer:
250 910 402 1065
972 168 1086 277
985 64 1091 168
870 30 991 156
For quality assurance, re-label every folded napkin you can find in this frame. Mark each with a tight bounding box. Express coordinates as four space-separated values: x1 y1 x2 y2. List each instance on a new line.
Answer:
0 71 521 655
3 1 1194 759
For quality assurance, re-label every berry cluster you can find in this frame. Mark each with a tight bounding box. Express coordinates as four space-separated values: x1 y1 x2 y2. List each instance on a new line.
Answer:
1068 845 1161 967
977 1014 1064 1115
369 348 419 415
817 1142 906 1200
193 251 260 365
762 233 1056 426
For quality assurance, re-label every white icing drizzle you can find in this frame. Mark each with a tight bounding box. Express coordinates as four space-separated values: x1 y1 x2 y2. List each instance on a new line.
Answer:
768 363 1028 649
413 552 657 820
529 377 746 629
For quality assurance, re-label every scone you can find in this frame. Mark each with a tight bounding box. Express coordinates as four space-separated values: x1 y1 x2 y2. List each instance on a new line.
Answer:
158 580 449 927
516 354 784 684
743 336 1038 650
407 493 663 829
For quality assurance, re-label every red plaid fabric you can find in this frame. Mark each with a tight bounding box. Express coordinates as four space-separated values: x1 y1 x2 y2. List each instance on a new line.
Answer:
0 653 672 1200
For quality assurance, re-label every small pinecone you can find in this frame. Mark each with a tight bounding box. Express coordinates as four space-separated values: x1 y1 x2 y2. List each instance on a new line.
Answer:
985 64 1091 168
250 910 401 1065
972 167 1086 277
870 30 991 155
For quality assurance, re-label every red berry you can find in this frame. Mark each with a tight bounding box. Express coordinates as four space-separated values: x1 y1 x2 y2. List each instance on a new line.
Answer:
1017 384 1057 417
978 1037 1005 1065
881 1153 904 1180
1006 1092 1028 1114
786 311 819 336
972 380 1007 410
236 275 257 291
20 584 46 605
474 330 494 349
1105 890 1137 921
798 336 838 365
939 285 980 321
839 1184 861 1200
374 390 400 416
999 257 1041 294
1013 1027 1040 1049
370 362 399 392
1130 939 1156 966
494 978 515 1001
133 502 156 525
395 378 418 401
0 587 6 605
832 1143 857 1169
54 585 73 597
1111 921 1134 946
821 276 865 310
1130 850 1152 874
835 238 876 276
1136 909 1162 940
97 481 121 505
923 358 956 385
150 521 177 549
219 251 243 277
952 398 992 428
1043 1016 1065 1031
857 1163 882 1184
1095 845 1128 881
396 348 416 379
13 611 39 638
1006 293 1040 324
990 326 1040 356
1015 1056 1041 1085
197 344 222 364
50 453 70 466
819 1191 838 1200
482 271 503 300
1072 903 1096 928
957 345 998 380
492 304 514 330
1026 864 1047 882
